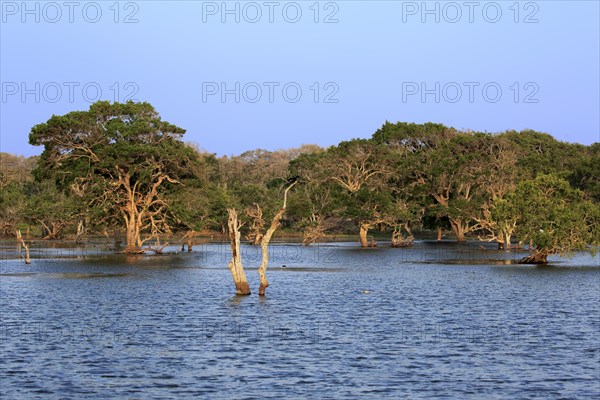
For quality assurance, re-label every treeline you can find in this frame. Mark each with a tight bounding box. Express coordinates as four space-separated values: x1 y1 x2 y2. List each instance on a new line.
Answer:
1 101 598 263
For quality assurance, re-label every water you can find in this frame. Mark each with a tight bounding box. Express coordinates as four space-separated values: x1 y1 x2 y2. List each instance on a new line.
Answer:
1 241 599 399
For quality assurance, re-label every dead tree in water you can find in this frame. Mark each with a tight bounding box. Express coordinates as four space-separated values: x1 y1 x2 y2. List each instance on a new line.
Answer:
145 235 169 254
390 224 414 248
16 229 30 264
75 219 85 244
180 230 198 252
227 208 251 295
257 181 298 295
302 215 332 246
225 181 298 296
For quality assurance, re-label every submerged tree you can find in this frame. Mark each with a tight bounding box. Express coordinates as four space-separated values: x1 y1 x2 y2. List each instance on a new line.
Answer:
227 208 251 295
256 180 297 295
225 181 297 296
14 114 598 268
505 174 600 264
29 101 199 253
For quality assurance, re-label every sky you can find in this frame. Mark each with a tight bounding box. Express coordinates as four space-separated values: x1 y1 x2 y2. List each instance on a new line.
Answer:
1 0 599 157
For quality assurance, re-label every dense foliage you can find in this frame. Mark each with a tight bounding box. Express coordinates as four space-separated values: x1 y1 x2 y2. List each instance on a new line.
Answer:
1 102 598 261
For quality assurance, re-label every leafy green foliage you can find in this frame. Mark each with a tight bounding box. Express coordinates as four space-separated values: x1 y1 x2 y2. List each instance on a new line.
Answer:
7 113 599 260
505 174 600 255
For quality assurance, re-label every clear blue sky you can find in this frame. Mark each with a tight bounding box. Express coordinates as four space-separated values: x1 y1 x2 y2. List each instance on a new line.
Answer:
1 0 599 157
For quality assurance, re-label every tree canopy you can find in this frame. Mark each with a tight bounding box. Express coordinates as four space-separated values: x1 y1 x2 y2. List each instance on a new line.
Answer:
2 101 597 263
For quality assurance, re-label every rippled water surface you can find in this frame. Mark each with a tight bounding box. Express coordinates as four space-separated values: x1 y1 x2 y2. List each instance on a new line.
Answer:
1 241 599 399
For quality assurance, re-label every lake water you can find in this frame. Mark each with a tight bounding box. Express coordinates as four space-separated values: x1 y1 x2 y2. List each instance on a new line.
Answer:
1 241 599 399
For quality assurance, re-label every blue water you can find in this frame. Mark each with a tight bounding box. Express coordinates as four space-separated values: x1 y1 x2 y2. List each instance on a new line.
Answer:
1 241 599 399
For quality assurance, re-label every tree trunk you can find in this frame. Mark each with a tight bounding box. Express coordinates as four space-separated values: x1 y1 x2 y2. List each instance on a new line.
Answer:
182 230 197 252
519 249 548 264
257 181 297 296
125 225 141 253
227 209 251 295
391 225 413 248
16 230 30 264
437 226 443 241
503 232 512 250
359 223 371 247
124 212 144 253
449 218 466 242
75 219 85 244
497 231 505 249
258 207 286 296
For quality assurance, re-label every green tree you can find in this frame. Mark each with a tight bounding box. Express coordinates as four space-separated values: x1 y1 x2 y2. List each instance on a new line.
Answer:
29 101 200 253
569 142 600 203
0 178 26 236
25 181 78 239
317 139 392 246
506 174 600 263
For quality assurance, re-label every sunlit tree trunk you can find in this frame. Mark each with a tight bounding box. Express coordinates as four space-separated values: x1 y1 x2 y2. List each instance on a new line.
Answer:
449 218 466 242
258 207 285 295
437 226 443 241
257 181 297 296
359 223 371 247
503 232 512 250
117 168 176 254
16 230 30 264
123 211 144 253
227 208 251 295
75 219 85 244
497 236 505 250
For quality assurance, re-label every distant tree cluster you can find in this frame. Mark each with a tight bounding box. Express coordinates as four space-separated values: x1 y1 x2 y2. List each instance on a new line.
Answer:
2 101 598 264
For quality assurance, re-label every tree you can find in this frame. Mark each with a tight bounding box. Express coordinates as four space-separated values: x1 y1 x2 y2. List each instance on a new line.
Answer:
322 139 390 194
409 133 473 241
29 101 200 253
465 135 520 248
227 208 251 295
225 181 297 296
569 143 600 203
287 182 343 245
373 122 479 242
26 181 76 239
504 174 600 263
256 181 298 295
348 188 395 247
288 153 346 245
389 199 422 247
0 153 36 236
318 139 391 246
0 178 26 236
501 129 585 178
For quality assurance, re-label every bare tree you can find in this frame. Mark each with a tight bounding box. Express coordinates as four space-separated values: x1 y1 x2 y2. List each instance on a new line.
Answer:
257 181 297 295
16 229 30 264
227 208 251 295
225 181 298 296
